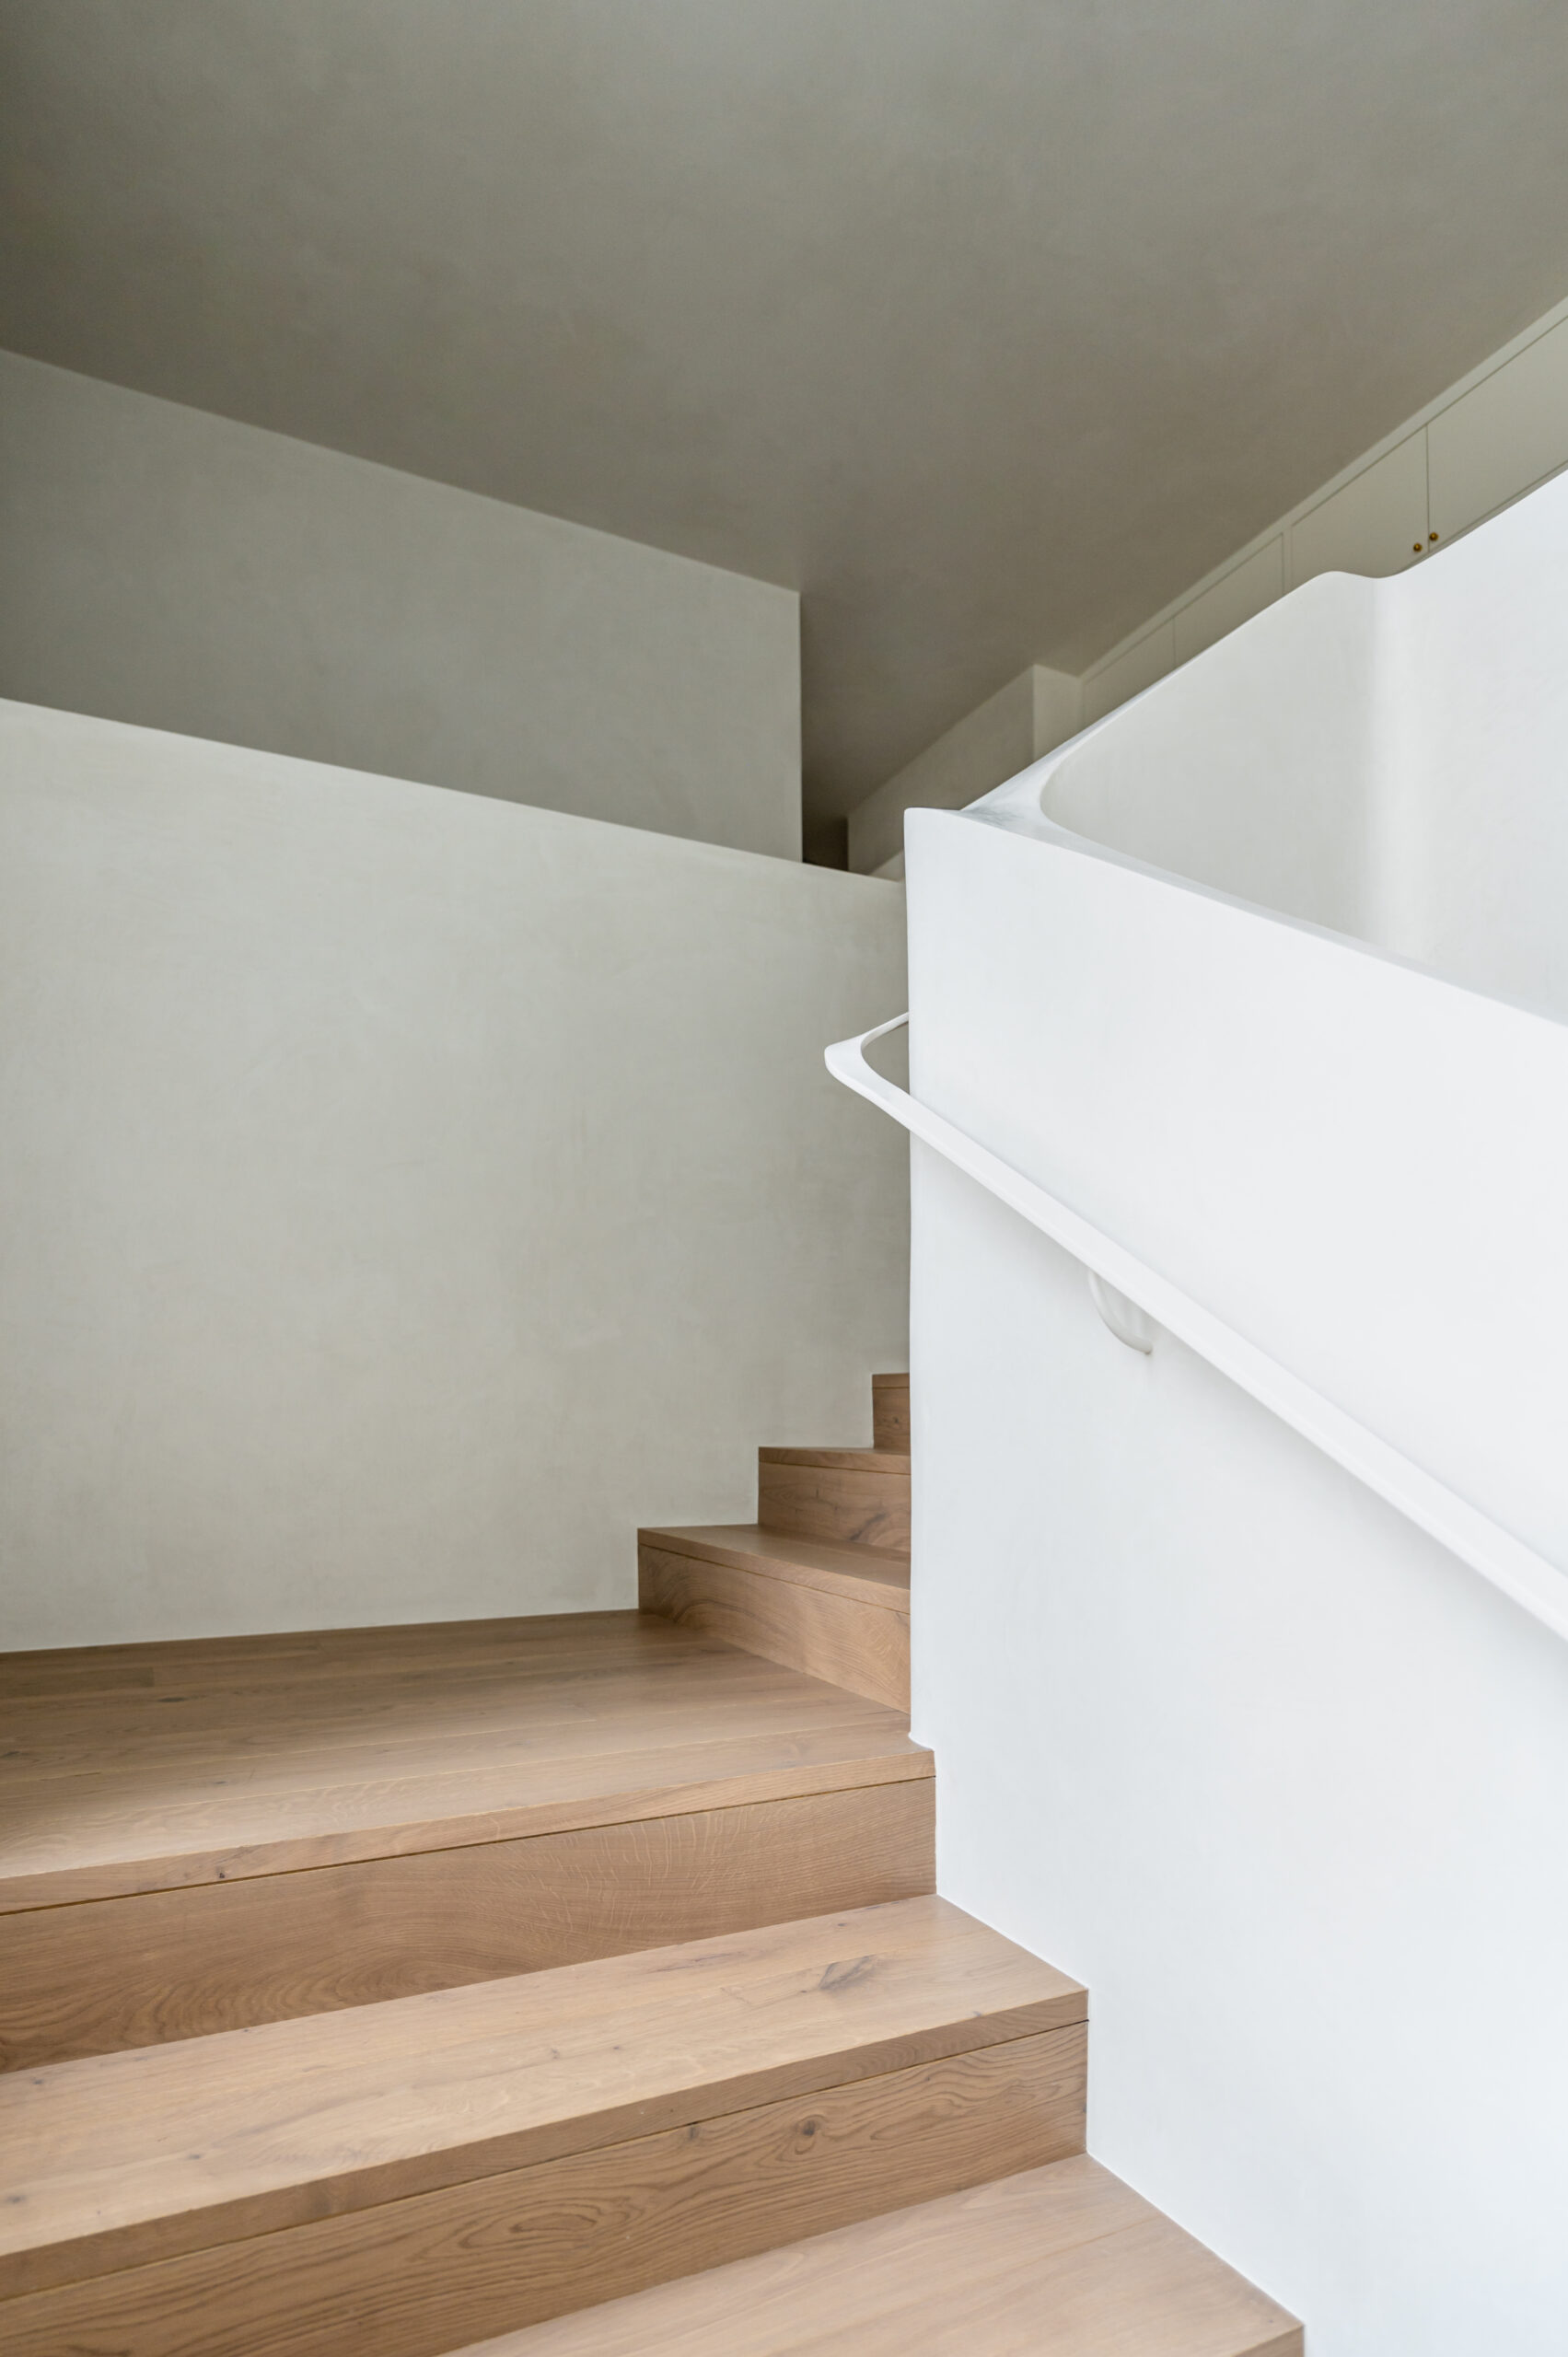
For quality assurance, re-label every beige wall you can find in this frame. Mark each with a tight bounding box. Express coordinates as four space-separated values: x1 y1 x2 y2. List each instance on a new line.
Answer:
0 700 906 1649
0 350 802 859
847 665 1081 877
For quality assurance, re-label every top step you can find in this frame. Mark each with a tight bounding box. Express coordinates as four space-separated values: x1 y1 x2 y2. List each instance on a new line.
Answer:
873 1372 910 1452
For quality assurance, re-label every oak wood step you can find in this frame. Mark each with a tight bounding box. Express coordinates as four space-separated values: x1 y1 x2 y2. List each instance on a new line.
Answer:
0 1897 1087 2357
460 2154 1300 2356
0 1611 933 2067
872 1371 910 1452
758 1447 912 1550
641 1526 911 1710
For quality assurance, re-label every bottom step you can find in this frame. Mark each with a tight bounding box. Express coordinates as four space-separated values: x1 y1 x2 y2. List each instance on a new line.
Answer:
457 2154 1301 2355
0 1898 1083 2357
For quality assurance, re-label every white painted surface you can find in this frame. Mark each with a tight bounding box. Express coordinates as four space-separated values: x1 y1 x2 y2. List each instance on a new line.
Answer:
0 351 802 860
846 666 1081 876
0 700 906 1650
1040 468 1568 1020
912 1148 1568 2357
831 1013 1568 1642
885 468 1568 2351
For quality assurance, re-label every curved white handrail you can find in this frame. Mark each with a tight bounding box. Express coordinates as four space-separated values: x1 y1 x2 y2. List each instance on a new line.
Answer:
828 1012 1568 1644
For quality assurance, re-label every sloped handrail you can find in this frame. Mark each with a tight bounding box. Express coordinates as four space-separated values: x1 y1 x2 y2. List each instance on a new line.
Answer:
828 1012 1568 1645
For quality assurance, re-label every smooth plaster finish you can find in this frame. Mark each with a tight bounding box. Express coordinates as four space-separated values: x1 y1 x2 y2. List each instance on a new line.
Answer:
6 1 1568 816
0 351 802 859
894 470 1568 2353
1031 469 1568 1027
0 700 906 1650
846 665 1080 877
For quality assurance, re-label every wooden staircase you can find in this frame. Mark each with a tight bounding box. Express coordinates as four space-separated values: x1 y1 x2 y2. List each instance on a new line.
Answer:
641 1370 913 1709
0 1372 1299 2355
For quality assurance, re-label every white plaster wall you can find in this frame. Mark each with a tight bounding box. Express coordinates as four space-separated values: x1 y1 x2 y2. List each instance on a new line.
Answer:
0 700 905 1650
899 450 1568 2342
903 813 1568 2351
0 351 801 860
1028 465 1568 1028
912 1144 1568 2357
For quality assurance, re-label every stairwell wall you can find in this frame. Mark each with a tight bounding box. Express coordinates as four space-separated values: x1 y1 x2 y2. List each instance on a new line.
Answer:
904 575 1568 2356
0 700 906 1649
0 349 802 860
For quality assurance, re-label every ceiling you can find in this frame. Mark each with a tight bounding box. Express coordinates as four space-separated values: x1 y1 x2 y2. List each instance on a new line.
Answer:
5 1 1568 825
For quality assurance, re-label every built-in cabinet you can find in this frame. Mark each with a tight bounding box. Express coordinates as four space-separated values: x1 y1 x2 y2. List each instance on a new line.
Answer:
1081 309 1568 723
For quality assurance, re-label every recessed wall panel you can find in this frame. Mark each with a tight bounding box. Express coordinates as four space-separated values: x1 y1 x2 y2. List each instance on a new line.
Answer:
1428 319 1568 543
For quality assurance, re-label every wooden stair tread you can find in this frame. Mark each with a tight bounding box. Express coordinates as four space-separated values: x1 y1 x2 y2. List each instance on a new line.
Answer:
0 1895 1085 2300
758 1447 912 1473
0 1610 928 1910
641 1525 912 1606
0 1612 703 1701
453 2155 1300 2357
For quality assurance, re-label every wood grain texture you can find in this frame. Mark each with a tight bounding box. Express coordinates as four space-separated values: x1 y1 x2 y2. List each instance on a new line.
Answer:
640 1525 911 1608
2 1898 1082 2291
461 2154 1302 2357
641 1543 909 1711
872 1373 910 1452
757 1453 911 1550
0 1609 929 1911
759 1448 912 1473
0 2029 1086 2357
0 1778 935 2071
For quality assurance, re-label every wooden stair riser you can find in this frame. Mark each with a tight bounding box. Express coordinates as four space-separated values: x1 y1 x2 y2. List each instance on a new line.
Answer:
872 1375 910 1452
0 2026 1085 2357
0 1780 934 2069
757 1456 911 1551
640 1543 910 1712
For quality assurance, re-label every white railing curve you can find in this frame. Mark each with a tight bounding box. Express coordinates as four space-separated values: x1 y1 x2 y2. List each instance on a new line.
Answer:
827 1011 1568 1646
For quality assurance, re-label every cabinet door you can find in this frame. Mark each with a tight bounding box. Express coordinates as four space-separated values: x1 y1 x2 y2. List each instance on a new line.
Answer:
1428 319 1568 542
1290 432 1428 586
1082 622 1174 724
1173 537 1285 663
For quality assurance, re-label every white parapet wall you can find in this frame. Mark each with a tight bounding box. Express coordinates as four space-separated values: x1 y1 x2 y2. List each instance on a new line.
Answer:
900 470 1568 2353
0 350 803 860
0 700 907 1649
